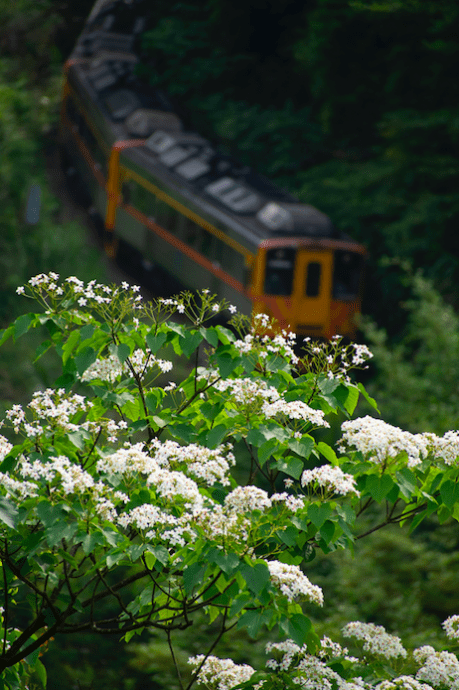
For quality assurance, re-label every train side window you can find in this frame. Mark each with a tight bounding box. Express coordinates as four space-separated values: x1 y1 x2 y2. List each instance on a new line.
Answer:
184 217 201 248
156 199 172 228
127 180 156 217
264 248 295 296
305 262 321 297
333 251 363 300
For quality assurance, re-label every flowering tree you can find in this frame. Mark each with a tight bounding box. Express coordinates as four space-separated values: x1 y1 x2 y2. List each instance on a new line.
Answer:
1 273 459 690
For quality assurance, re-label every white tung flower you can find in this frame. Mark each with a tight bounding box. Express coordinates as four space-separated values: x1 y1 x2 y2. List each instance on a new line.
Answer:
188 655 254 690
266 560 323 605
443 615 459 640
342 622 407 659
301 465 360 497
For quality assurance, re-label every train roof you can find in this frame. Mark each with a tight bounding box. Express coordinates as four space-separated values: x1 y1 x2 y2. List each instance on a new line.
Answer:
68 0 363 251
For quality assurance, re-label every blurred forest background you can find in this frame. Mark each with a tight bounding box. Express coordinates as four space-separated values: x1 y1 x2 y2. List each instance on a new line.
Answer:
1 0 459 688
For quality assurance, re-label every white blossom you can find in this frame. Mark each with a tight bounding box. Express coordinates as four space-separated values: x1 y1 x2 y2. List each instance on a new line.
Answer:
266 560 323 605
188 655 254 690
342 622 407 659
301 465 360 497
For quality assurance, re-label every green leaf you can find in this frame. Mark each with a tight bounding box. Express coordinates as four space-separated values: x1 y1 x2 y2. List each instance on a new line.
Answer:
237 609 272 637
75 347 97 376
115 343 130 363
319 520 336 544
0 324 14 347
288 435 314 459
317 442 338 465
14 313 35 340
34 658 47 688
183 562 207 594
396 467 417 500
366 474 395 502
275 456 304 480
148 545 169 566
206 424 228 448
81 533 105 555
357 382 379 411
62 329 80 363
257 438 279 466
307 503 332 529
216 351 240 377
202 326 219 347
280 613 311 646
0 497 18 529
440 480 459 511
208 548 240 575
146 331 167 353
180 330 204 357
239 561 270 596
45 522 77 548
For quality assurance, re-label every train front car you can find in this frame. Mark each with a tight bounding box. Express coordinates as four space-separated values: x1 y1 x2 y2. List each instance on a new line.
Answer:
250 204 365 340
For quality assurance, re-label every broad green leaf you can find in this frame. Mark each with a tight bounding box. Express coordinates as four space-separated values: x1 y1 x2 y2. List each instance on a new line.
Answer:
216 351 240 377
81 533 105 555
208 548 240 575
440 480 459 511
75 347 97 376
275 456 304 480
307 503 332 529
146 331 167 353
320 520 336 544
206 424 228 448
317 442 338 465
45 522 77 548
115 342 130 363
366 474 395 502
357 382 379 411
0 497 18 529
202 326 219 347
183 562 207 594
180 330 204 357
237 609 272 637
280 613 311 646
62 328 80 363
396 467 417 500
288 435 314 459
239 561 270 596
34 658 47 688
14 313 35 340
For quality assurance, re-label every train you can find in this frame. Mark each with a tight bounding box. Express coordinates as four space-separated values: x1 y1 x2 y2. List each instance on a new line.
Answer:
60 0 366 339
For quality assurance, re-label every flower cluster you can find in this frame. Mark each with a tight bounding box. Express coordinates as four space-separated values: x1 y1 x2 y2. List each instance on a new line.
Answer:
0 434 13 462
376 678 434 690
302 337 373 381
415 650 459 689
233 315 299 366
266 560 324 605
301 465 360 497
17 273 143 313
213 377 280 409
81 350 173 383
342 621 407 659
188 655 255 690
443 615 459 640
340 417 459 468
339 417 429 468
262 399 329 428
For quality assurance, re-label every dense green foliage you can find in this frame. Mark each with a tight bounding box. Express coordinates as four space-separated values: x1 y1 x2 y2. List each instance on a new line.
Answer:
139 0 459 327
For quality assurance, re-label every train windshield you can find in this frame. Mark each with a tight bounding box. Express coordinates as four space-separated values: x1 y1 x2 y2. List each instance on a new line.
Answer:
264 248 296 295
332 250 363 300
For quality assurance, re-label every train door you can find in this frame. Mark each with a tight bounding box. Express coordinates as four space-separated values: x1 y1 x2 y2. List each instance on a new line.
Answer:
292 250 333 337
